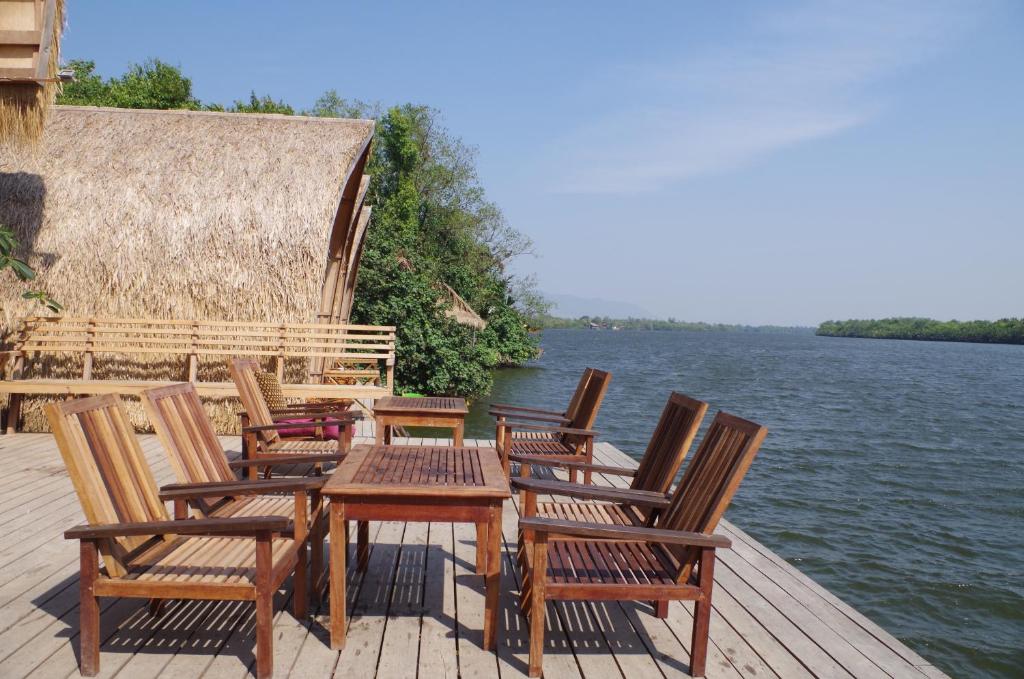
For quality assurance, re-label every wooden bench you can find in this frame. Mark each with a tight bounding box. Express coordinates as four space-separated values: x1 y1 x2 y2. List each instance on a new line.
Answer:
0 316 397 433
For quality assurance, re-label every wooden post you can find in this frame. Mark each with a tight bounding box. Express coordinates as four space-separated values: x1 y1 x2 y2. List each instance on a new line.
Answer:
275 324 286 381
386 356 395 394
82 319 95 380
187 321 198 383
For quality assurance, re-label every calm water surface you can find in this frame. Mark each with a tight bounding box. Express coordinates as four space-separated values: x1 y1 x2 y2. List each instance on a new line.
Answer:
466 329 1024 678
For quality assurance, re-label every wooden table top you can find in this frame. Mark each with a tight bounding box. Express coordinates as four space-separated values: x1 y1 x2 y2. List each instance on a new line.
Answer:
322 444 510 499
372 396 468 416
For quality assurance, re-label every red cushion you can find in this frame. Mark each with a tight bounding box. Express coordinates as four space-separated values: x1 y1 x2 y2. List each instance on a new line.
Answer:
274 417 345 440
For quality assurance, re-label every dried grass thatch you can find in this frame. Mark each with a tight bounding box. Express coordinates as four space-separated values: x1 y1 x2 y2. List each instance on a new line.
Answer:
0 0 64 145
440 282 487 330
0 105 375 431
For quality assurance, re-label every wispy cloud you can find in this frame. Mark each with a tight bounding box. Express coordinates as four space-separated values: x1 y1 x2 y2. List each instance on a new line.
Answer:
550 0 984 194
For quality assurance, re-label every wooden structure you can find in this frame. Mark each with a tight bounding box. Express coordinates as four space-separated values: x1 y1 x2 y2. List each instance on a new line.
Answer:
512 391 709 616
493 368 611 483
0 0 65 146
46 394 313 679
373 396 468 446
0 429 953 679
0 0 59 83
0 316 395 433
322 443 511 654
0 107 379 430
140 382 338 592
229 357 359 477
518 412 768 677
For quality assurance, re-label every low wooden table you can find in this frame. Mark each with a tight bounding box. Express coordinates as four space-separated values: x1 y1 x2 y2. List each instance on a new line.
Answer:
373 396 469 446
323 444 510 651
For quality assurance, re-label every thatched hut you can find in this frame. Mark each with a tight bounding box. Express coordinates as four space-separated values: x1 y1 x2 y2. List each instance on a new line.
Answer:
0 105 376 430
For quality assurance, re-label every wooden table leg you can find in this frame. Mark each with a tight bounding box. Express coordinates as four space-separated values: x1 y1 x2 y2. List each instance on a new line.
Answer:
475 521 487 575
483 503 502 650
454 421 464 447
357 520 370 572
329 501 347 650
374 418 384 445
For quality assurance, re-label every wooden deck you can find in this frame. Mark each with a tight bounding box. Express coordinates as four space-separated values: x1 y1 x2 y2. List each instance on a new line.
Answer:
0 425 949 679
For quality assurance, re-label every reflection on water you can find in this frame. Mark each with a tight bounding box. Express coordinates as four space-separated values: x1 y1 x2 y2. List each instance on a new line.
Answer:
467 329 1024 679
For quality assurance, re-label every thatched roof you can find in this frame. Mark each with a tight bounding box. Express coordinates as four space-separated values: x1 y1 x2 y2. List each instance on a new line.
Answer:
440 282 487 330
0 105 374 335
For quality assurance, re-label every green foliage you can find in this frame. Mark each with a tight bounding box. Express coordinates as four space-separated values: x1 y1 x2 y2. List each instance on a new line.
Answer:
307 90 377 119
817 318 1024 345
0 225 62 313
53 58 540 397
350 105 539 396
230 92 295 115
537 315 810 333
58 59 200 110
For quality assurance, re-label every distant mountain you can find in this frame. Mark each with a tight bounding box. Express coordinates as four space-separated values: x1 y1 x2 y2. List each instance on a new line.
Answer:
545 292 652 319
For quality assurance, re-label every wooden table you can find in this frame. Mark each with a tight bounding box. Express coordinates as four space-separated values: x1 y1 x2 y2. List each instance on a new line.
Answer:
373 396 469 446
323 444 510 651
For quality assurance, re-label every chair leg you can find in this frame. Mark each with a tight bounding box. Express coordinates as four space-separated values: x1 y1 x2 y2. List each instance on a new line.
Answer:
311 500 326 599
255 535 274 679
475 522 487 575
528 535 548 678
293 546 308 618
255 588 274 679
79 541 100 676
653 600 669 618
690 548 716 677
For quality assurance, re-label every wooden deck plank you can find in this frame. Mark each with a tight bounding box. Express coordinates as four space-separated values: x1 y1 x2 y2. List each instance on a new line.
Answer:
0 432 949 679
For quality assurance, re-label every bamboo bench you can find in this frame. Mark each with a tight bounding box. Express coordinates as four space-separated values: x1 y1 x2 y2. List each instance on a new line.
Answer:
0 316 396 433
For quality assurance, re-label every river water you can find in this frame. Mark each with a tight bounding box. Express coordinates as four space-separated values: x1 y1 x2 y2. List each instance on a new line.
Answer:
464 329 1023 678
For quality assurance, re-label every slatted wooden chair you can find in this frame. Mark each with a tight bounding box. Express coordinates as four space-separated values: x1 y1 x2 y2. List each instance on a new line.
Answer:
511 392 708 615
518 411 768 677
493 368 611 483
490 367 596 428
50 394 314 679
229 357 359 478
141 382 338 595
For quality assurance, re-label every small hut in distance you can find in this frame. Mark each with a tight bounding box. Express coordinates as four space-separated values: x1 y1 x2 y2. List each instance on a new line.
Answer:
0 105 376 429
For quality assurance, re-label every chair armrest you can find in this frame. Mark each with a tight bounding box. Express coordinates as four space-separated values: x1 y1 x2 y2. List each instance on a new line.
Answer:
520 517 731 549
243 418 353 433
490 403 566 416
228 454 344 469
158 477 323 500
508 454 637 477
511 478 670 509
65 516 289 540
490 410 572 424
499 422 598 437
270 409 361 422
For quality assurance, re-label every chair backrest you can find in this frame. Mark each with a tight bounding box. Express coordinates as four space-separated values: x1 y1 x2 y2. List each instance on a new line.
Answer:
141 382 236 487
228 357 280 445
659 411 767 582
563 368 611 448
630 392 709 494
563 368 595 421
46 394 170 576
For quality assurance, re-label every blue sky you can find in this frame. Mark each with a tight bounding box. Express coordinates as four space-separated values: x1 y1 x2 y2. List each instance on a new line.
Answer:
63 1 1023 325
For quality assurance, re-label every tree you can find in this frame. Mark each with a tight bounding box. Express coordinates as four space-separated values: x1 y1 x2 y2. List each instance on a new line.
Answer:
230 92 294 115
58 59 199 110
0 225 61 312
349 105 540 395
307 90 378 119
